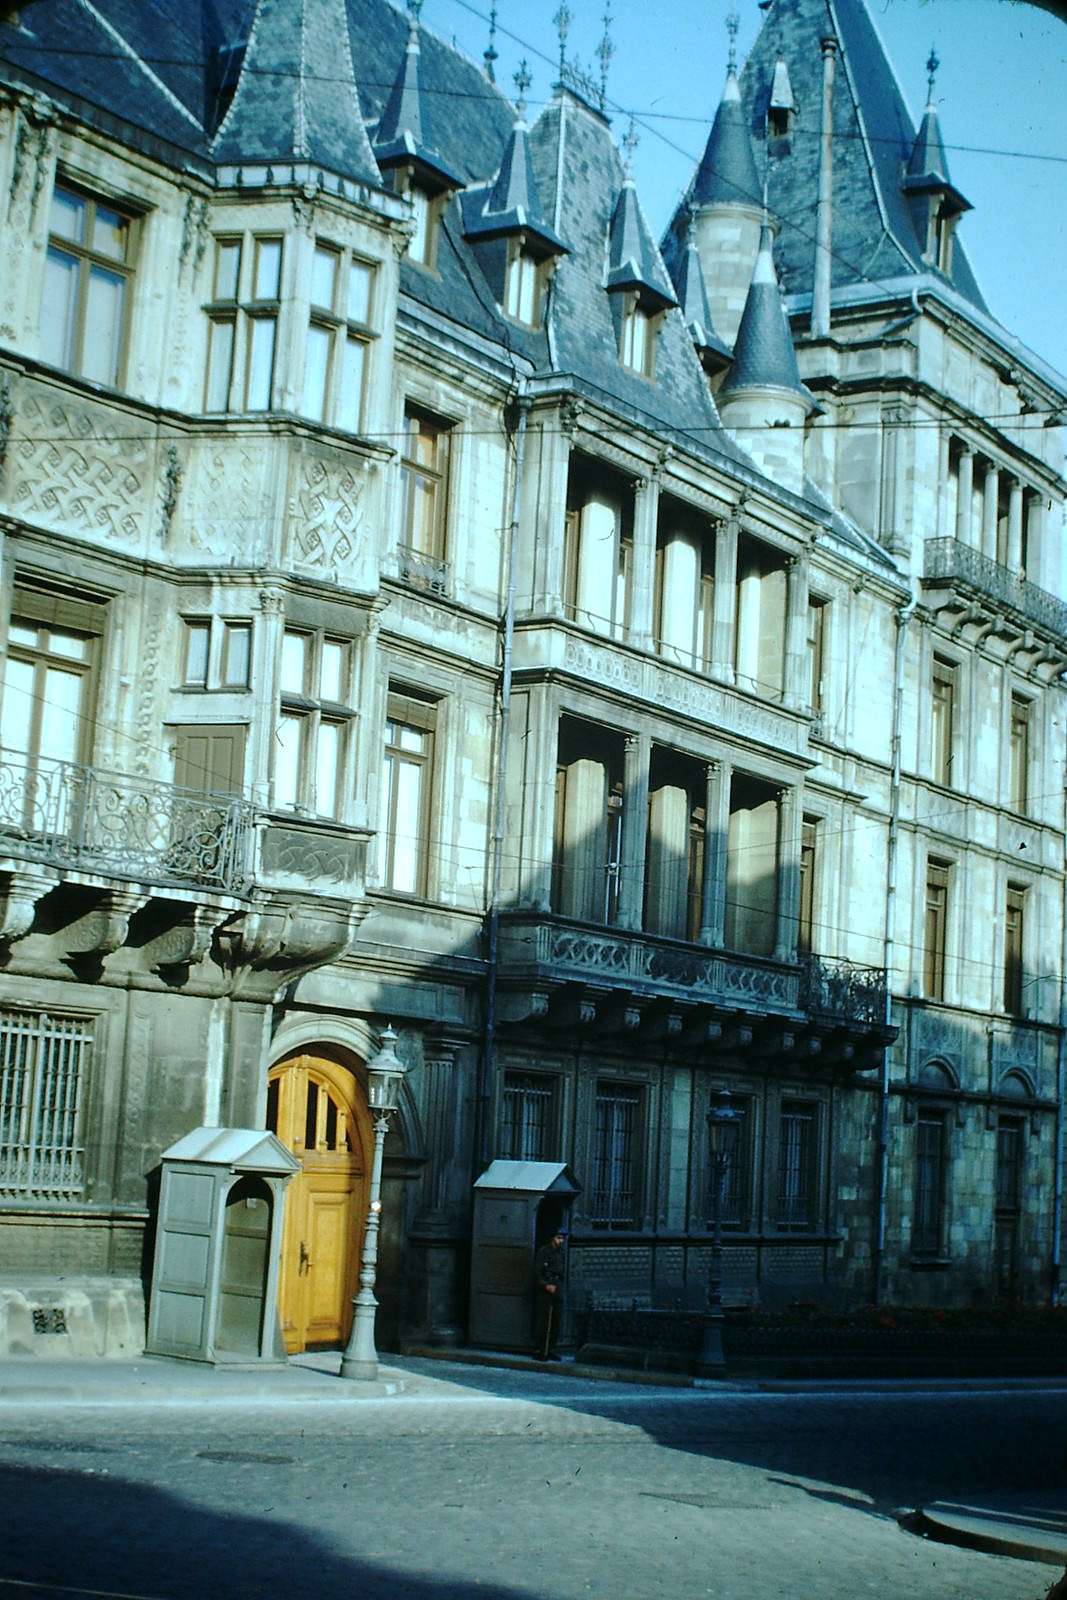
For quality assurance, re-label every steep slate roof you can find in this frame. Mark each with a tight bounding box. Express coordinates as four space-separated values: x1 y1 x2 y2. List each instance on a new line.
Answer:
607 178 677 307
212 0 380 183
737 0 987 310
525 89 741 462
719 223 811 404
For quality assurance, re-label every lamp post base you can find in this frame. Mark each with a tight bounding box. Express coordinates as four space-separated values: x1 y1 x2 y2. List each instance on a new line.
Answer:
694 1310 726 1378
339 1354 378 1381
339 1292 379 1382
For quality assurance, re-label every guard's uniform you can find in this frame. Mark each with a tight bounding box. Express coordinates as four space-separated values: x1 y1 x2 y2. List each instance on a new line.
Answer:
533 1235 566 1358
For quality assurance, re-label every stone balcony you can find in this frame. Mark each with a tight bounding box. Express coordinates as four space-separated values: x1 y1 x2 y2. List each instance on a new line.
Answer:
495 912 894 1067
0 753 369 986
922 539 1067 664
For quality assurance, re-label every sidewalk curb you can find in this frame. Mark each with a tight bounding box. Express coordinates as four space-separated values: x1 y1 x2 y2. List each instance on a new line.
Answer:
913 1500 1067 1567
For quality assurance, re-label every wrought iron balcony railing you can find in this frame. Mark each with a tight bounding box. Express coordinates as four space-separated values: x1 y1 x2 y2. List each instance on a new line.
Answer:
797 953 888 1025
0 752 252 894
397 542 449 596
923 538 1067 639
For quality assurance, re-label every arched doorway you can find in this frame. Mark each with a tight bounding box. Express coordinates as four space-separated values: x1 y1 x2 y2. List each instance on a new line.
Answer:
266 1053 371 1353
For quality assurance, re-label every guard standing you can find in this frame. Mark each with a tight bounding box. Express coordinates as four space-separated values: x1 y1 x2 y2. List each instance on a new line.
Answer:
532 1228 566 1360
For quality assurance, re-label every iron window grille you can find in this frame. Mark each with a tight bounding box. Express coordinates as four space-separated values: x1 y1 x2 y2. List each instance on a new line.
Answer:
592 1083 641 1229
0 1009 93 1201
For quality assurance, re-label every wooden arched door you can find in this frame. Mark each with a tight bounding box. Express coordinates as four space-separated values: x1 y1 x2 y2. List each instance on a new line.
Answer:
266 1054 370 1353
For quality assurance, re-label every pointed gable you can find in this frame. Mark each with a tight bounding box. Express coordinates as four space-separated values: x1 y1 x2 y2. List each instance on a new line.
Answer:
672 212 731 368
606 177 676 309
212 0 380 187
374 12 464 192
464 116 566 253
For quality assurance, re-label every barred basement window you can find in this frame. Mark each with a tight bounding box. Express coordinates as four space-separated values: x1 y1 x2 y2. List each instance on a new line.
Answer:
776 1099 817 1232
0 1010 93 1200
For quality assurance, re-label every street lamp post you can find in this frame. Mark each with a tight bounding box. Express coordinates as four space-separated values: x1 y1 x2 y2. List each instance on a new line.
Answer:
695 1086 739 1379
340 1026 407 1382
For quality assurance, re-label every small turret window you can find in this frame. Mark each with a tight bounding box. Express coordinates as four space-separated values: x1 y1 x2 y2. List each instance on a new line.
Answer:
504 245 542 327
619 293 661 379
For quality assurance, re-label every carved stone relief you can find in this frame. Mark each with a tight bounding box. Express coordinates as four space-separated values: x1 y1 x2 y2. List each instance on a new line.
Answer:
287 452 366 577
11 390 149 546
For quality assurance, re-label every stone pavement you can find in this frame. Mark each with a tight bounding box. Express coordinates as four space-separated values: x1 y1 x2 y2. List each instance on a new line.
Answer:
2 1345 1066 1578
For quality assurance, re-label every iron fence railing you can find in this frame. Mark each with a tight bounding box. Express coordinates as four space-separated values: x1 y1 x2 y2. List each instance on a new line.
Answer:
0 752 252 893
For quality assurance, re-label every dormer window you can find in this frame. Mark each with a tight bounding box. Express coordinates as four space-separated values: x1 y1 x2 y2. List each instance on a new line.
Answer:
619 292 661 379
504 242 546 327
931 202 956 274
390 168 451 272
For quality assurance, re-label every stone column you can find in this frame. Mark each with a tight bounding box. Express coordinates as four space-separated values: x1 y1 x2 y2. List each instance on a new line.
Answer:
558 757 607 921
659 529 700 667
1027 494 1046 588
630 473 660 651
955 446 974 546
1007 479 1024 575
646 784 690 940
699 759 729 948
711 514 738 683
617 732 651 930
774 784 801 964
529 413 573 616
575 494 620 637
518 683 558 911
981 460 999 562
783 555 809 711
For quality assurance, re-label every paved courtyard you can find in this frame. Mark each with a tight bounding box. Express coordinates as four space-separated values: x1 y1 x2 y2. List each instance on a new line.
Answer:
1 1360 1064 1599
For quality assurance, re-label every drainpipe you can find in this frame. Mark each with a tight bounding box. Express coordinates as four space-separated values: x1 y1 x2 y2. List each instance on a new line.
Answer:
477 382 530 1173
874 580 917 1303
1054 805 1067 1304
811 35 836 340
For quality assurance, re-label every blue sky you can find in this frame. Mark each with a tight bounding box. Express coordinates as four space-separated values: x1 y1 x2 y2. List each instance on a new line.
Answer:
426 0 1067 388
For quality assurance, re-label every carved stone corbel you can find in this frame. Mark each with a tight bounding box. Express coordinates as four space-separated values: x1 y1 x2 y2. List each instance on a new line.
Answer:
0 866 59 943
66 888 148 956
146 906 227 973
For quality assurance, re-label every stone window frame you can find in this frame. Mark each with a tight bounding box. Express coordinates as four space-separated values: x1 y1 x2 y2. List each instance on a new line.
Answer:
300 237 378 434
42 176 141 389
203 231 284 413
274 625 359 821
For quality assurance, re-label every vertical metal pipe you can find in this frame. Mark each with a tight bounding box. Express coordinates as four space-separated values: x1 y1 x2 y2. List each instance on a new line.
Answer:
811 36 837 339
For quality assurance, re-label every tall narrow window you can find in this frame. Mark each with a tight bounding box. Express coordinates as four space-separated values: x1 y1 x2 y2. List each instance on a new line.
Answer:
204 237 241 410
552 720 625 926
500 1073 557 1161
591 1082 641 1229
301 242 375 431
924 860 950 1001
42 182 136 386
0 1008 93 1201
1004 884 1025 1015
619 293 660 378
797 817 817 955
806 598 826 718
913 1112 946 1256
503 244 542 326
205 234 282 411
995 1116 1023 1298
379 690 436 895
931 657 956 786
1008 695 1030 814
776 1100 818 1231
708 1095 751 1231
274 628 355 818
246 236 282 410
398 407 452 584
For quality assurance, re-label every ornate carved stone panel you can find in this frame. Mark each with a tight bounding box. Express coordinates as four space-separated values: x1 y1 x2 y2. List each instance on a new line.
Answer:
287 451 366 579
10 390 150 546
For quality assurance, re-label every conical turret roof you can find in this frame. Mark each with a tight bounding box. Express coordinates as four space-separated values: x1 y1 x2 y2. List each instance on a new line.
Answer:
211 0 380 186
672 213 730 362
903 78 970 212
719 223 811 403
691 68 761 210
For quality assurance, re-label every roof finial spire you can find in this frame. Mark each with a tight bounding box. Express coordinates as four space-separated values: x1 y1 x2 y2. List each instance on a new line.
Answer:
726 10 740 75
407 0 422 20
598 0 615 112
554 1 572 78
484 2 498 81
622 116 639 177
514 59 532 121
926 45 939 104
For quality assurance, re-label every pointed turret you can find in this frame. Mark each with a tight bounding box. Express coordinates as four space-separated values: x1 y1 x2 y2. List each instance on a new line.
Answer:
462 67 566 325
664 17 763 348
211 0 380 188
901 50 971 273
606 174 676 308
375 8 464 193
672 211 731 376
717 222 815 493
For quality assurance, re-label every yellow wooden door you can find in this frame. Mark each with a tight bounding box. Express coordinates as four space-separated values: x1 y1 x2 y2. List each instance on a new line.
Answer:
266 1054 369 1353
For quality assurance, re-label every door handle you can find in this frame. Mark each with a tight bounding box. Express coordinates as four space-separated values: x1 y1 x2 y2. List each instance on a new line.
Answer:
299 1240 311 1275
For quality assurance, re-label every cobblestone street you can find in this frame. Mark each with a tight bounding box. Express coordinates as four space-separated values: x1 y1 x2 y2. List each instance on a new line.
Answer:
1 1362 1063 1599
